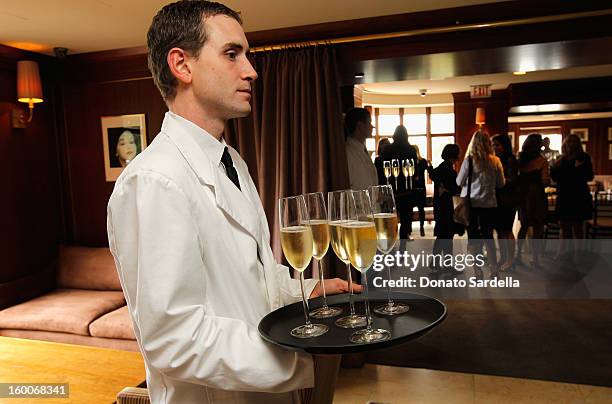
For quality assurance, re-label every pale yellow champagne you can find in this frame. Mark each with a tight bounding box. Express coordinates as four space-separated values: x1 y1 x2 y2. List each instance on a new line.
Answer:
372 213 399 253
280 226 313 272
309 219 330 259
402 166 409 177
408 165 415 176
384 166 392 178
329 221 350 264
342 221 377 272
392 166 400 178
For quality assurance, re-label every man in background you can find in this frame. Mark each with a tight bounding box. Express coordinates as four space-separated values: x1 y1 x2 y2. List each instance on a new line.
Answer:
345 107 378 190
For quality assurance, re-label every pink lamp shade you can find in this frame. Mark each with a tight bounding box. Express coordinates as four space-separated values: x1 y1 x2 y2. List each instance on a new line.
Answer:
475 107 486 126
17 61 43 106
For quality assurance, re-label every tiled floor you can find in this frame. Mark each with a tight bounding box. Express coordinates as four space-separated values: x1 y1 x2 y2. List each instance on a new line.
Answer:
333 365 612 404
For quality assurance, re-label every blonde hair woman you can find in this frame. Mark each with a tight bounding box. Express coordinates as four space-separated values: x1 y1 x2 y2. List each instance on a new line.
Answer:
456 130 505 276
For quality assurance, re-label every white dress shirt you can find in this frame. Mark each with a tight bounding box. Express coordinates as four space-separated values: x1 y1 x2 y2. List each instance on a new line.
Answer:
346 136 378 190
107 111 317 404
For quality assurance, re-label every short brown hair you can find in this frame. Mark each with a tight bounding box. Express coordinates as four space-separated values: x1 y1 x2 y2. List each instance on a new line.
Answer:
147 0 242 101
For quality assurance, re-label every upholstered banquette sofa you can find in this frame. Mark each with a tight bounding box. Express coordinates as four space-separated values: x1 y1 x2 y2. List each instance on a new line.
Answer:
0 246 138 351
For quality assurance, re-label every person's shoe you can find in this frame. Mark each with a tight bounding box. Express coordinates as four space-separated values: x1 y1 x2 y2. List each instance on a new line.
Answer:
420 227 425 237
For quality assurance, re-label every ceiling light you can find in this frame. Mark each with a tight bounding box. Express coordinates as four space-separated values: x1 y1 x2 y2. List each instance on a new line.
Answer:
354 72 364 79
419 89 427 97
513 71 527 75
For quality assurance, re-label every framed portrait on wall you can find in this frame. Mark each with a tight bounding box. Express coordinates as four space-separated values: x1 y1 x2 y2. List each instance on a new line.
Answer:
609 144 612 160
101 114 147 182
608 127 612 141
570 127 589 142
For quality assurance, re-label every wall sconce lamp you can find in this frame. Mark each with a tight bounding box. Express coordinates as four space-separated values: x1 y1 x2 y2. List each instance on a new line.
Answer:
12 60 44 128
475 107 486 128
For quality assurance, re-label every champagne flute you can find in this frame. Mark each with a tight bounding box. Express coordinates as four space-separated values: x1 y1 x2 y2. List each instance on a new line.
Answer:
383 161 392 186
402 159 409 189
370 185 409 315
408 159 416 190
329 190 367 329
391 159 400 190
304 192 343 319
279 195 328 338
344 190 391 343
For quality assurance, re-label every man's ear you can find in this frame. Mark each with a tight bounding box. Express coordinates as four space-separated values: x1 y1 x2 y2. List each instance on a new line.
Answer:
167 48 192 85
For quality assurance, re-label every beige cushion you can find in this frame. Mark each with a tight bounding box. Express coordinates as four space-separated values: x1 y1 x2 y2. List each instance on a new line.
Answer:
57 245 122 290
89 306 136 340
0 289 126 336
0 329 140 351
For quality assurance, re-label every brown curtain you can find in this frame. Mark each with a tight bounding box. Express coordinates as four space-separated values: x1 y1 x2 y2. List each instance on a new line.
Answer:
224 45 349 277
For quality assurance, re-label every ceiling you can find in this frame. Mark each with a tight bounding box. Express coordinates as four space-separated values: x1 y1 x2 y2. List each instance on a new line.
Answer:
361 64 612 96
0 0 506 55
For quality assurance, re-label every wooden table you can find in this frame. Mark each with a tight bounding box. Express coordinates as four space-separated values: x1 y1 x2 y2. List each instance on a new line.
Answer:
0 336 145 403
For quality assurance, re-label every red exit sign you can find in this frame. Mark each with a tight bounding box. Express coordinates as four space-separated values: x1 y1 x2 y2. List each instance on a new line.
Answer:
470 85 491 98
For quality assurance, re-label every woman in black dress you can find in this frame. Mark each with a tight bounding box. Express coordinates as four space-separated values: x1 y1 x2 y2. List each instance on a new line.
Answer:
431 144 461 264
492 134 519 271
517 134 550 267
550 134 594 255
413 145 433 237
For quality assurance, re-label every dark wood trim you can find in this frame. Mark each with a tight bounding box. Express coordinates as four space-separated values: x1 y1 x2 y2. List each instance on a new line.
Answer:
66 46 148 63
0 44 56 64
246 1 611 47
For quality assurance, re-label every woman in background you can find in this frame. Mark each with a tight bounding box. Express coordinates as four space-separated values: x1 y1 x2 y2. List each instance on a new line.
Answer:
550 134 594 259
413 145 433 237
431 144 461 265
516 133 550 267
492 134 519 271
374 138 391 185
457 130 505 276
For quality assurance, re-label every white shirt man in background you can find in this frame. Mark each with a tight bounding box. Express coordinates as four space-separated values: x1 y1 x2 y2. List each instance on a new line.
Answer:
345 107 378 190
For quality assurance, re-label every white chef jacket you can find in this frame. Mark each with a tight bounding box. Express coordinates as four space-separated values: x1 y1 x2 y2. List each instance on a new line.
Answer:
346 136 378 190
107 111 317 404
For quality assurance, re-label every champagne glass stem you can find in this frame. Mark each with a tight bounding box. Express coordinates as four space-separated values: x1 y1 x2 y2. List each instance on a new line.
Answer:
299 272 312 327
346 263 356 316
405 177 407 189
386 177 389 185
317 258 329 308
362 269 373 331
395 177 397 190
385 262 394 306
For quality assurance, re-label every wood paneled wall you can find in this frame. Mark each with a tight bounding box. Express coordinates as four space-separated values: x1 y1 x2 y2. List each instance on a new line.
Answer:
509 118 612 174
0 45 61 308
453 90 509 159
62 57 167 245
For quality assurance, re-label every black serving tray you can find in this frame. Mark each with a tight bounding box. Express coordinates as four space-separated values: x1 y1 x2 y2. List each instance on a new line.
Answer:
258 292 446 354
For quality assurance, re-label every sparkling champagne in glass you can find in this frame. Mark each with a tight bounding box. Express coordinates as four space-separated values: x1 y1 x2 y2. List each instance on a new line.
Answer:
383 161 392 186
408 159 416 190
329 190 367 329
369 185 409 315
279 195 328 338
402 159 409 189
345 190 391 343
305 192 342 319
391 159 400 190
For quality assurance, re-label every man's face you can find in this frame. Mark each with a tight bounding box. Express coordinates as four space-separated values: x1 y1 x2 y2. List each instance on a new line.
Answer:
189 15 257 120
358 115 374 140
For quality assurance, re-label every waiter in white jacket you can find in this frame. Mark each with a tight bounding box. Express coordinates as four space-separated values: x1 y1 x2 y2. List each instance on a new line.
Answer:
107 1 356 403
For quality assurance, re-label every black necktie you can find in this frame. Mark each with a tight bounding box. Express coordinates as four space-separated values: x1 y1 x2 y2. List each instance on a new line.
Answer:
221 147 241 190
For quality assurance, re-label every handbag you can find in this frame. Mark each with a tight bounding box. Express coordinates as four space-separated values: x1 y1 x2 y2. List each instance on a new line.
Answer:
453 156 472 227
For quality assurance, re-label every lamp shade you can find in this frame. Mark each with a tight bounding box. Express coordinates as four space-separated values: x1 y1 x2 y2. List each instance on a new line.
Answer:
17 61 43 105
475 107 486 126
